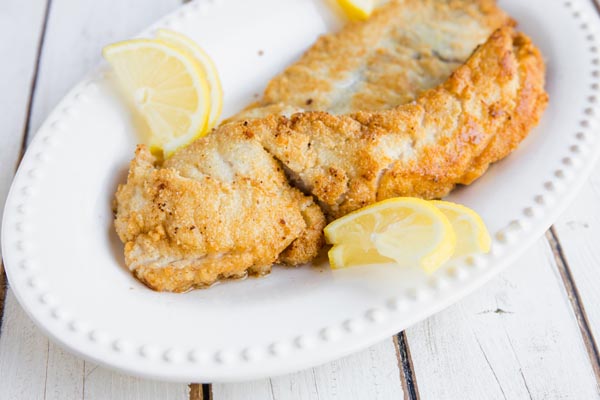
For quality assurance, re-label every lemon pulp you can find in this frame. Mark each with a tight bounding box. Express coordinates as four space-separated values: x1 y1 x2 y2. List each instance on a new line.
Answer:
325 197 456 273
103 39 211 158
432 201 491 257
156 29 223 130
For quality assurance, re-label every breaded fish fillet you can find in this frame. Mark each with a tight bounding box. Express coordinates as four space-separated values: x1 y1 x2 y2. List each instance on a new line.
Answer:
114 2 547 292
252 27 547 218
114 135 323 292
232 0 510 120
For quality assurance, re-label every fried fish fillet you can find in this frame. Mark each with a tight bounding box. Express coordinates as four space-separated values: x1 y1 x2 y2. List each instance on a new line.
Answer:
232 0 510 120
252 27 547 218
114 135 322 292
114 3 547 292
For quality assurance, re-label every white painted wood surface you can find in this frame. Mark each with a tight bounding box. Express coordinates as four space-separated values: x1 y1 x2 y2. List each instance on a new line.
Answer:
406 239 600 399
553 161 600 359
1 292 189 400
0 0 47 241
212 340 404 400
1 1 600 399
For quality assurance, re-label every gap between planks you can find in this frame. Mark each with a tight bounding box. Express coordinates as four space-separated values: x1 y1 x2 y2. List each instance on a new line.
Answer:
0 262 5 336
584 0 600 381
0 0 52 337
394 332 420 400
546 228 600 381
17 0 53 162
592 0 600 19
189 383 212 400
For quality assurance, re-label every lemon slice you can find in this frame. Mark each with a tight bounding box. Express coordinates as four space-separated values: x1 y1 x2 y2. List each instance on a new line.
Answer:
324 197 456 273
156 29 223 130
103 39 210 157
337 0 375 21
433 201 491 257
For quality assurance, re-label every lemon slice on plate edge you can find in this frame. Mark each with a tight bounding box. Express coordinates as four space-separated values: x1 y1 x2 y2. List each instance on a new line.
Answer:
102 31 223 158
155 29 223 131
433 200 491 257
324 197 491 273
325 197 456 273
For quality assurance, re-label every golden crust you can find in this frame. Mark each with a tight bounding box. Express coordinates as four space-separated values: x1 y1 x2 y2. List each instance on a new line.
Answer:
114 132 322 292
133 261 272 293
277 199 326 265
255 0 510 114
250 26 547 218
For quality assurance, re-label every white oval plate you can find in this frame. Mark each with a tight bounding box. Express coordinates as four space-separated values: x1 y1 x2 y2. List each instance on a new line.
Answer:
2 0 600 383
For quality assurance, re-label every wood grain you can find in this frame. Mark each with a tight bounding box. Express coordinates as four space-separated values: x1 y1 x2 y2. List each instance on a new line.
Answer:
0 292 51 400
45 344 84 400
212 339 404 400
552 170 600 382
82 362 188 400
404 238 600 399
550 0 600 372
395 333 419 400
0 0 49 330
189 383 203 400
0 0 47 221
2 291 190 399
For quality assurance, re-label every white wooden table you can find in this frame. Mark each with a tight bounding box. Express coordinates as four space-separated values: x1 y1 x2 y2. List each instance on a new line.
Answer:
1 1 600 398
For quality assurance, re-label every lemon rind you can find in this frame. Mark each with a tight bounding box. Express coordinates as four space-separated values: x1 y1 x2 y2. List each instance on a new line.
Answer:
325 197 456 272
103 39 211 158
156 29 223 130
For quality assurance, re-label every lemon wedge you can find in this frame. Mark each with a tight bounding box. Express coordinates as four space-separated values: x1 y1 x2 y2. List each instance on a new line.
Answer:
337 0 375 21
156 29 223 130
103 39 210 158
324 197 456 273
432 201 491 257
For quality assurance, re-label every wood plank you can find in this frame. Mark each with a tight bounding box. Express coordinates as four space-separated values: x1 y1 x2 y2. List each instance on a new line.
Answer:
536 0 600 379
552 165 600 377
45 345 84 400
0 292 49 400
83 363 189 400
0 0 47 227
212 339 404 400
213 380 271 400
0 1 190 399
0 2 51 399
405 238 600 399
